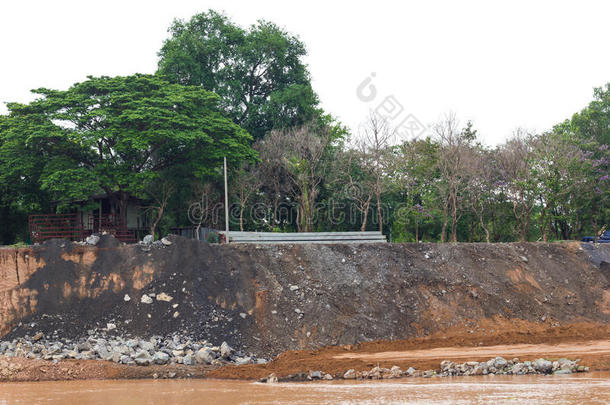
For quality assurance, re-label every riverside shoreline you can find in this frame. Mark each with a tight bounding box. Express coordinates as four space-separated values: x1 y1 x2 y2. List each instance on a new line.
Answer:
2 334 609 383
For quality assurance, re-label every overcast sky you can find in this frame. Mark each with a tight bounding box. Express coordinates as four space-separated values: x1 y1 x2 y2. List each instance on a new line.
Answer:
1 0 609 145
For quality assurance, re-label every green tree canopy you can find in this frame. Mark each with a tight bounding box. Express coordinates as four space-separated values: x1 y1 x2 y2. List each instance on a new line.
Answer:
1 74 255 211
157 10 322 139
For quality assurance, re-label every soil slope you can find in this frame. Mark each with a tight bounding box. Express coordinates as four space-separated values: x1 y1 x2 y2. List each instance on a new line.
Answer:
0 237 608 359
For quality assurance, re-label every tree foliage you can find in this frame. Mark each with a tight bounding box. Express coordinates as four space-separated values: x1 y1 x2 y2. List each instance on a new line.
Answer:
157 10 322 140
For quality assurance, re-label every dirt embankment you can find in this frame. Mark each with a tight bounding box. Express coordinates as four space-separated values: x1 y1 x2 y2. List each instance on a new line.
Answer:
1 237 609 358
0 237 609 382
208 319 610 380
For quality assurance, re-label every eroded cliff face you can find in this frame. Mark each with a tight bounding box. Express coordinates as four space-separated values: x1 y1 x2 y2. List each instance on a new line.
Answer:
1 236 609 357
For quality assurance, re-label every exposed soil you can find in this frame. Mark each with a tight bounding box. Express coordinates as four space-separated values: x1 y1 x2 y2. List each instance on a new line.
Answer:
0 357 214 382
0 238 608 382
207 319 610 380
1 319 609 382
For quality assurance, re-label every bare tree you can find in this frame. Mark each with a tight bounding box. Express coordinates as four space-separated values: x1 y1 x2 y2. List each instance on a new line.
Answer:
264 123 332 232
254 137 293 229
497 129 537 241
434 114 476 242
336 149 375 231
464 147 495 243
231 163 263 231
356 112 394 232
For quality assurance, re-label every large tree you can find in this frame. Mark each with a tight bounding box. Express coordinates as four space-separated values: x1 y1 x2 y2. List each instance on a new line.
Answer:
157 10 321 139
2 74 255 218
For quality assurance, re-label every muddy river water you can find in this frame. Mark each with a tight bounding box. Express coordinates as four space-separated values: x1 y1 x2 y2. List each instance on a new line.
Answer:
1 372 609 404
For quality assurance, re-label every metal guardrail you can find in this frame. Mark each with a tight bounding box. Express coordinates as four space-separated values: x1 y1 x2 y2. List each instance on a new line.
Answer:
219 231 387 244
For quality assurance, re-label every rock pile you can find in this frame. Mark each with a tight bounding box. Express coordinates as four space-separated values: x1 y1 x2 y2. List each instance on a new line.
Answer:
438 357 588 376
261 356 588 383
0 334 267 367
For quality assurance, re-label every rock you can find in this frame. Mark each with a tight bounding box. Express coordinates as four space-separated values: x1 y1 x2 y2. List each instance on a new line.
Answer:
168 372 176 378
153 352 169 365
123 294 131 302
173 311 180 318
140 295 153 304
309 370 323 380
106 323 116 331
289 285 299 291
220 342 233 359
239 313 247 319
520 255 528 263
140 341 155 352
143 235 154 244
134 350 152 366
195 347 215 364
323 373 333 380
405 367 416 376
343 369 357 379
493 357 508 369
553 369 572 375
160 237 172 246
423 370 435 378
265 373 278 384
234 356 251 365
86 235 100 245
32 332 43 341
156 293 173 302
533 359 553 373
183 354 194 366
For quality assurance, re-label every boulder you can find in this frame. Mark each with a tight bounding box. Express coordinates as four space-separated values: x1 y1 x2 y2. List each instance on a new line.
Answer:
153 352 169 365
533 359 553 373
195 347 215 364
182 354 194 366
494 357 508 369
142 235 154 244
343 369 357 379
220 342 234 359
134 350 152 366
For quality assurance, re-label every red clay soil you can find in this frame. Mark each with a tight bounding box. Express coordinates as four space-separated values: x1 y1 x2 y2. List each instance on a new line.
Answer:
0 357 214 382
1 319 608 382
207 319 610 380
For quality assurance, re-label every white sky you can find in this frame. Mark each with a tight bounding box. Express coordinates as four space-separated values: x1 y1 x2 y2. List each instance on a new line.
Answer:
1 0 609 145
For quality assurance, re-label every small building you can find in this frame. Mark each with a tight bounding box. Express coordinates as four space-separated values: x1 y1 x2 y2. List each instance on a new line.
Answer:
29 193 148 244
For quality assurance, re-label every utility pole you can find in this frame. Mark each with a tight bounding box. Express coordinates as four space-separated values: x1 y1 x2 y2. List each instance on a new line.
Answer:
224 156 229 243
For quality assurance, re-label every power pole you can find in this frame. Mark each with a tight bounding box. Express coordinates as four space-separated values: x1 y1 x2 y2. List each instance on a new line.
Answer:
224 156 229 243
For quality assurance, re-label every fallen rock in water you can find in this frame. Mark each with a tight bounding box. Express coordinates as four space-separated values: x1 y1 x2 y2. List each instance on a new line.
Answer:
533 358 553 373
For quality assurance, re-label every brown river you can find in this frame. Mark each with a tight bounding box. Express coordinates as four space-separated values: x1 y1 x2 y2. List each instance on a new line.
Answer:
1 372 609 404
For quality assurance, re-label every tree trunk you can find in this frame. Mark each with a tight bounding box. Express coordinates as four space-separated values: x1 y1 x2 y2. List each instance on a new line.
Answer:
441 198 449 243
375 191 383 233
450 191 458 243
360 196 372 232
